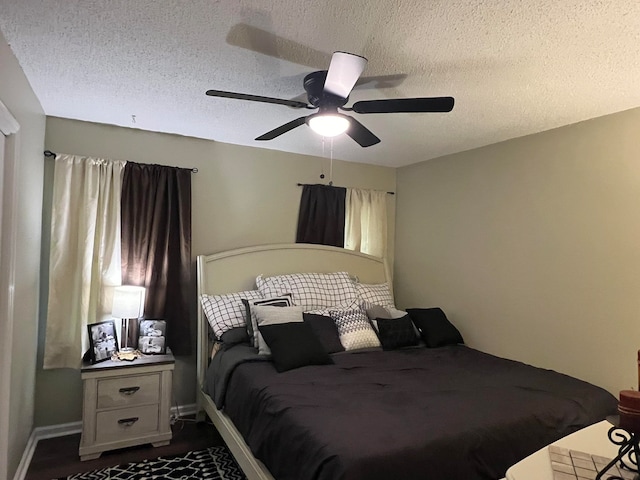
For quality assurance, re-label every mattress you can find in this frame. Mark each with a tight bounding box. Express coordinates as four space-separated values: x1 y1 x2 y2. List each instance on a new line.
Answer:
212 345 617 480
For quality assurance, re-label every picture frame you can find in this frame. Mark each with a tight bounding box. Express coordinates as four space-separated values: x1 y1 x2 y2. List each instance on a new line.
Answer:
139 319 166 337
138 319 167 354
87 320 119 364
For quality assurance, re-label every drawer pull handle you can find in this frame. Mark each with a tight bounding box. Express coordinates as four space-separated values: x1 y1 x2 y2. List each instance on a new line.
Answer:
117 417 139 427
119 386 140 396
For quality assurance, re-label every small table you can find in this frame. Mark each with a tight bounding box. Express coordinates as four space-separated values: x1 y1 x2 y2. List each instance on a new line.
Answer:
79 350 175 461
505 420 629 479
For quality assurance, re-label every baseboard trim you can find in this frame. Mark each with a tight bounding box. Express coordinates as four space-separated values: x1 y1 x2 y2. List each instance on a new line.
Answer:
13 403 197 480
11 429 37 480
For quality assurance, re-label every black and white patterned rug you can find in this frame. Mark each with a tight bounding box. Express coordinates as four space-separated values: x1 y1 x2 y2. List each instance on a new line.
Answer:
57 446 246 480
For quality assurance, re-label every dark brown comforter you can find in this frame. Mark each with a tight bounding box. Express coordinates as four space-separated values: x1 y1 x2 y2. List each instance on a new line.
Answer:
219 345 616 480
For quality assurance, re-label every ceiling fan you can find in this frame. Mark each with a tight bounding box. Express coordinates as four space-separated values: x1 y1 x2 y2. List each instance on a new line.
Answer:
206 51 454 147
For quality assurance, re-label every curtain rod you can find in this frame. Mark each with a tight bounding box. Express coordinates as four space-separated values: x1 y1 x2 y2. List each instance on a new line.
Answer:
43 150 198 173
296 183 394 195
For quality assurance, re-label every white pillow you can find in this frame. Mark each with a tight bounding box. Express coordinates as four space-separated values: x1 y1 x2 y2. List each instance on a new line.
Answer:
257 271 358 311
356 282 394 309
201 290 263 339
330 308 381 351
253 305 304 355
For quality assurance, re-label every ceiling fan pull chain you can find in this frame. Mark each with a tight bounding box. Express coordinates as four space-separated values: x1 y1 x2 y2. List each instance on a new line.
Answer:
320 139 325 178
329 138 334 186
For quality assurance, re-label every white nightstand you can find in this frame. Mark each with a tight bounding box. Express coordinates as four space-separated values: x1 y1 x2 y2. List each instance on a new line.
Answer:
79 349 175 461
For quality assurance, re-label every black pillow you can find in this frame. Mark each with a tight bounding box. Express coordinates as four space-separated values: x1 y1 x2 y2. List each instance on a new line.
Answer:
219 327 250 345
375 315 420 350
406 308 464 348
303 313 345 354
259 322 333 372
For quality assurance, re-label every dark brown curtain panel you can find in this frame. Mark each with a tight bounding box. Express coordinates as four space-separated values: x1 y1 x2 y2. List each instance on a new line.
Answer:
121 163 192 355
296 184 346 247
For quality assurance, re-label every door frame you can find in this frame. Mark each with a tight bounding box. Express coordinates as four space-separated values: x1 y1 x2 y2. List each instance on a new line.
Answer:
0 99 20 480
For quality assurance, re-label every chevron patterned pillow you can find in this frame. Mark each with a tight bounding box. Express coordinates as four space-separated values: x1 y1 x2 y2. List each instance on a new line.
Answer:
330 308 381 351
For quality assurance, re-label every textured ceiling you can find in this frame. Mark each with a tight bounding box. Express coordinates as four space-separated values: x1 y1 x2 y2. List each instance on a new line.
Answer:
1 1 639 167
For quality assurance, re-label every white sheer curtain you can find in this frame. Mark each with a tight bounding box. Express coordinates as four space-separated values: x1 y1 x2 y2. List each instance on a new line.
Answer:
44 154 125 369
344 188 388 258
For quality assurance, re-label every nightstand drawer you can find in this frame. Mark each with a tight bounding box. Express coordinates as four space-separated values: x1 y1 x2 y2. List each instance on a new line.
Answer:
95 404 159 444
97 373 160 409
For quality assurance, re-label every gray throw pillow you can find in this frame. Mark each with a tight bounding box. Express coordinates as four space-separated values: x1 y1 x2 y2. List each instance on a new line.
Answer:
253 305 304 355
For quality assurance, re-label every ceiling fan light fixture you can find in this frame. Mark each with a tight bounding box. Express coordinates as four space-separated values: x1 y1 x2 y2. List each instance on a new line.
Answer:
308 114 350 137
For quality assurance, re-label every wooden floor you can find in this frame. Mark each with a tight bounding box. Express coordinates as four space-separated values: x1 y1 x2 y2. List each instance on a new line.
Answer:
25 418 226 480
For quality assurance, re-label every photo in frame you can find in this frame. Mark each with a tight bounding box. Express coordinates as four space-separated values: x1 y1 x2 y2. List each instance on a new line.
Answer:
87 320 119 364
138 319 167 354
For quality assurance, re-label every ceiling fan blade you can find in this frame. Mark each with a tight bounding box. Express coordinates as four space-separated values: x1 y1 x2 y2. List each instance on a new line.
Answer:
352 97 455 114
206 89 310 109
356 73 408 89
323 52 368 99
226 24 330 70
345 116 380 147
255 117 308 141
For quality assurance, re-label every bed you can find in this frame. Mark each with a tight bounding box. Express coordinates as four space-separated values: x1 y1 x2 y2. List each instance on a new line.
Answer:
196 243 616 480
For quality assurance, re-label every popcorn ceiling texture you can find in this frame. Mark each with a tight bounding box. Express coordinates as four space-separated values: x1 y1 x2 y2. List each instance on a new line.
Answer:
0 0 638 167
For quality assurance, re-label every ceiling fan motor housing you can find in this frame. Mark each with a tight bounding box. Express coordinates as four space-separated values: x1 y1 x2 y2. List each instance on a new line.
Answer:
303 71 348 108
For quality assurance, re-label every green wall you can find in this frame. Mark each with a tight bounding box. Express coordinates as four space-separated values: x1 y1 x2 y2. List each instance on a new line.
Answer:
395 107 640 396
0 28 46 480
37 116 396 426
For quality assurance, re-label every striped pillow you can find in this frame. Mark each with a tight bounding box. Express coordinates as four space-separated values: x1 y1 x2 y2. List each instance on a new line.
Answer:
242 295 294 348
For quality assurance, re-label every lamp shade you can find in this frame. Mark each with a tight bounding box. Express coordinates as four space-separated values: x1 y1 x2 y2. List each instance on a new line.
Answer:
112 286 145 319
